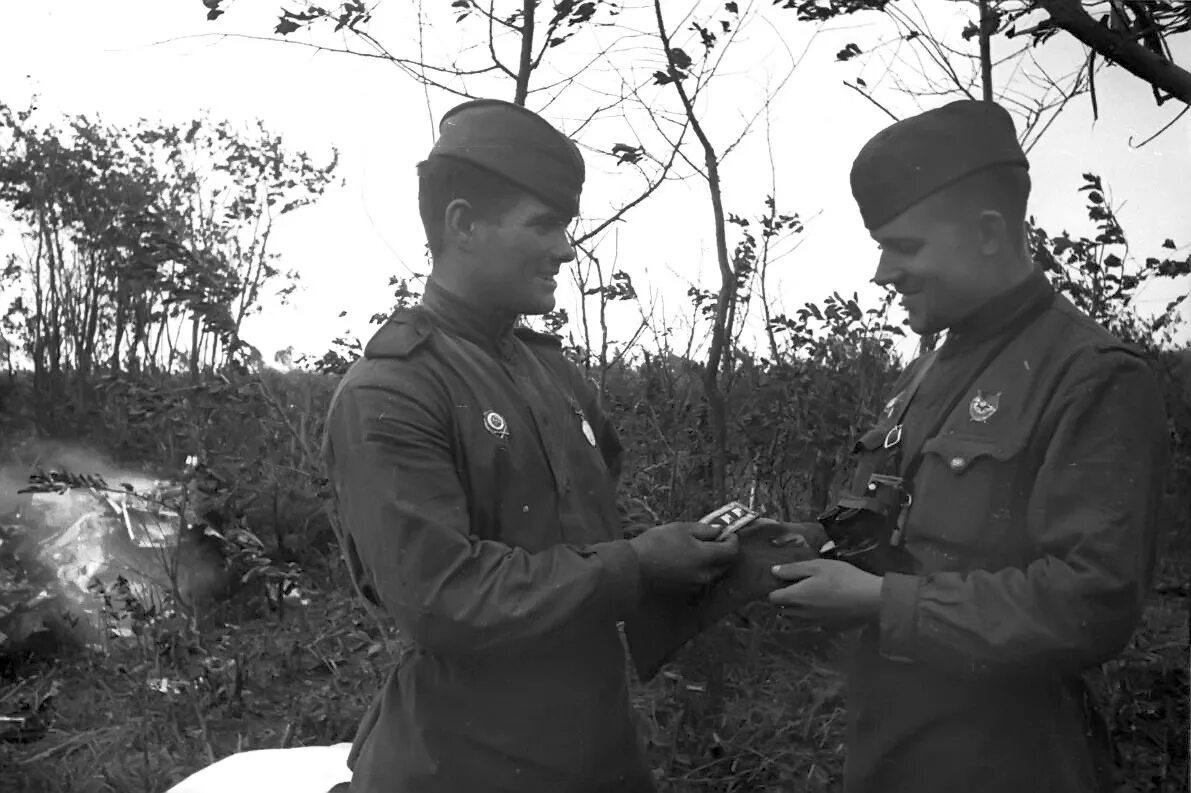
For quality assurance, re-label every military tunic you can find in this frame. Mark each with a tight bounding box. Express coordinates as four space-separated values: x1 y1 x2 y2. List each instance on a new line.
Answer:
842 270 1168 793
322 280 653 792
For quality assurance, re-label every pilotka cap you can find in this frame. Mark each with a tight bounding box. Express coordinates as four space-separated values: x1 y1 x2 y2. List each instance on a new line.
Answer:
850 100 1029 230
425 98 585 218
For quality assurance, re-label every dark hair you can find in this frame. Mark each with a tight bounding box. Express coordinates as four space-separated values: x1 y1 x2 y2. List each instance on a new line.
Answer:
941 165 1032 249
417 156 528 256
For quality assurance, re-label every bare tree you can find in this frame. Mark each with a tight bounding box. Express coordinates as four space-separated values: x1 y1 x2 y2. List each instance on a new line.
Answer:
194 1 701 368
643 0 806 502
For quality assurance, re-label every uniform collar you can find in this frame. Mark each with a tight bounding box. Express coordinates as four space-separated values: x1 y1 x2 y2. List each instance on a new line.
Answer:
939 267 1053 358
421 278 518 352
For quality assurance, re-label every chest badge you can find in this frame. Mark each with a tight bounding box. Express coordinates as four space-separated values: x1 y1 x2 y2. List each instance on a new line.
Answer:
580 415 597 447
482 410 509 439
569 401 598 447
968 390 1001 423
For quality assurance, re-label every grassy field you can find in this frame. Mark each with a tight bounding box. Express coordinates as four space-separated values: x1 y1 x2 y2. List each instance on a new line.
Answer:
1 348 1186 792
1 551 1186 793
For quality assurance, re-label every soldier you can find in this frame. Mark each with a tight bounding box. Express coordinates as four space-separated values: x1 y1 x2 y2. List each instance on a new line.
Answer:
322 98 738 793
768 100 1169 793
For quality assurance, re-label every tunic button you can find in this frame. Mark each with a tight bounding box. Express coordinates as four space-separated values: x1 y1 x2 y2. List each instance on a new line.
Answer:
949 456 965 470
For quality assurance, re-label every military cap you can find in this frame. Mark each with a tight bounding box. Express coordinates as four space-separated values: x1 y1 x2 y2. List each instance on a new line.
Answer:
424 98 585 217
850 100 1028 230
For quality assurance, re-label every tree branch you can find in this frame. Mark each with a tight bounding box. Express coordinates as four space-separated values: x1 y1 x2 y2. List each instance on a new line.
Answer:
573 117 690 246
486 1 519 84
465 0 519 32
1129 104 1190 147
531 6 566 71
1036 0 1191 104
844 80 899 120
158 32 488 101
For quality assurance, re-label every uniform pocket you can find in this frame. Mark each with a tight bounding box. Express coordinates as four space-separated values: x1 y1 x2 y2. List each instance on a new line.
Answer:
921 433 1024 475
909 432 1031 564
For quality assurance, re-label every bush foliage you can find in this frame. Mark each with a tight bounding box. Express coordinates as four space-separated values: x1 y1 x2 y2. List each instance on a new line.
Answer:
1 297 1188 792
0 103 1187 792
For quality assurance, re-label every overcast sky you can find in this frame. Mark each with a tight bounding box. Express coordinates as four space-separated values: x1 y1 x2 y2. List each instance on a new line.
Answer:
1 0 1188 365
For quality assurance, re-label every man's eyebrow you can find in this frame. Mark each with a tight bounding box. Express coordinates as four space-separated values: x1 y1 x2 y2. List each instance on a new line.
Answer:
529 209 572 224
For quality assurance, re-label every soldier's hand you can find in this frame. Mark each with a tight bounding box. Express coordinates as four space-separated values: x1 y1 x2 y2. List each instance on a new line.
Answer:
768 558 882 621
629 521 739 588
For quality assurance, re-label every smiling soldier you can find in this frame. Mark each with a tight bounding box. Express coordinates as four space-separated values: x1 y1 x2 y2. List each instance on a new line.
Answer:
322 99 737 793
767 100 1170 792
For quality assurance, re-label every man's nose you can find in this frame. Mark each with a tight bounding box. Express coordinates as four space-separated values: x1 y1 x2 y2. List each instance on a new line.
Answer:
557 232 578 264
871 252 901 289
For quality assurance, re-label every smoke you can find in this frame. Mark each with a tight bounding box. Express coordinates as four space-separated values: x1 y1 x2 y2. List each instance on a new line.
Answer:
0 438 232 652
0 437 164 518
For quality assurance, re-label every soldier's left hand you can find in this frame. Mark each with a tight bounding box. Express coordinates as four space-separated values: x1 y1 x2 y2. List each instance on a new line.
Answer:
767 558 883 621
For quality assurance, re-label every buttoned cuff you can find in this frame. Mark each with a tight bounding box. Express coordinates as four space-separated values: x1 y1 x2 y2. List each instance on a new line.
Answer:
878 572 922 660
593 539 642 620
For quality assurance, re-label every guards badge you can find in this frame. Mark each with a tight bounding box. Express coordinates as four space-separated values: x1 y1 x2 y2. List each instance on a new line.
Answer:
482 410 509 439
968 390 1001 423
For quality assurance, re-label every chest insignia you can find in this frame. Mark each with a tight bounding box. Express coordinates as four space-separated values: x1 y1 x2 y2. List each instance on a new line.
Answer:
567 397 598 447
580 416 597 447
968 390 1001 423
482 409 509 439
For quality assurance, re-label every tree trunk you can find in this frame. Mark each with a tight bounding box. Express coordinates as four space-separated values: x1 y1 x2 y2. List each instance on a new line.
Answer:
189 315 201 383
653 0 733 504
110 281 126 374
979 0 994 101
31 230 46 401
514 0 535 106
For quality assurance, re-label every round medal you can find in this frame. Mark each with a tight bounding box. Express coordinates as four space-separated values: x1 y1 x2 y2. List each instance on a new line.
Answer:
483 410 509 439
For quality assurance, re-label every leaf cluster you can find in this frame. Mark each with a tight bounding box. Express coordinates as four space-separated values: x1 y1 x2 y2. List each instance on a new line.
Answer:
0 104 338 392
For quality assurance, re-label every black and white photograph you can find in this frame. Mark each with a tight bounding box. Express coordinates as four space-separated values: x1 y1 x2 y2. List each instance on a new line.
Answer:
0 2 1188 792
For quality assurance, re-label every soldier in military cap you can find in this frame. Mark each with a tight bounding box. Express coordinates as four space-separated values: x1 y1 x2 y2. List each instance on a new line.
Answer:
767 100 1169 792
322 98 738 793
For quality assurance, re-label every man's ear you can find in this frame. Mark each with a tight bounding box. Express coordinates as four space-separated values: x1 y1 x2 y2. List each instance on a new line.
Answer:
443 198 478 252
976 209 1007 256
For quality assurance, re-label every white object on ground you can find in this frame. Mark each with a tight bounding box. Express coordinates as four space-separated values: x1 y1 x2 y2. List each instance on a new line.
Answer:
165 743 352 793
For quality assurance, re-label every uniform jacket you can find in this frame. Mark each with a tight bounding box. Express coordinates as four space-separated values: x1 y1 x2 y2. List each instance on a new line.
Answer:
841 270 1169 793
322 280 653 793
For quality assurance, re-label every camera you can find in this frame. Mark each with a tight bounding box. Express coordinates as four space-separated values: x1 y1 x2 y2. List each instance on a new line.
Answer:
817 473 914 576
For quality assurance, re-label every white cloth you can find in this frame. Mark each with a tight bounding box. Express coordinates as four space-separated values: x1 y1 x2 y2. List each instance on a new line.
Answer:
165 743 352 793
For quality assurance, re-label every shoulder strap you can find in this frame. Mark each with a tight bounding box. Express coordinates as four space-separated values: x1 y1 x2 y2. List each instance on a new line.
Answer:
879 351 938 451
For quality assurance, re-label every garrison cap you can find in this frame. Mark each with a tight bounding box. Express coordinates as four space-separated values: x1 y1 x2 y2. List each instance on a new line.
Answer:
850 100 1028 230
425 98 585 217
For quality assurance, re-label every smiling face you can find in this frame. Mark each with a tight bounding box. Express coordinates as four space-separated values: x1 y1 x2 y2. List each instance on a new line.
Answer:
462 193 576 316
420 157 578 317
869 170 1031 335
869 193 986 335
